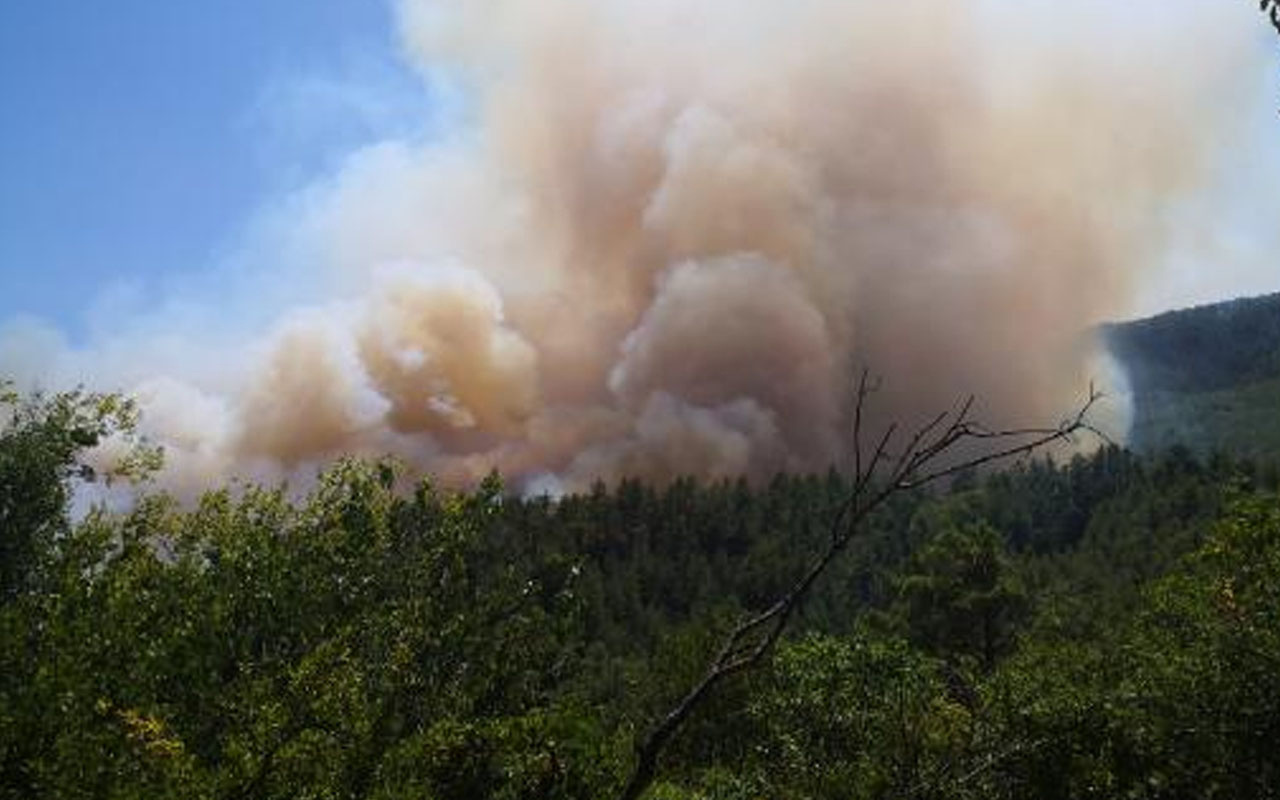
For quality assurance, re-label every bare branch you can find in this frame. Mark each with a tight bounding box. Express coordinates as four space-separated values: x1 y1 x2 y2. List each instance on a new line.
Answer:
1265 0 1280 36
852 368 870 482
616 380 1105 800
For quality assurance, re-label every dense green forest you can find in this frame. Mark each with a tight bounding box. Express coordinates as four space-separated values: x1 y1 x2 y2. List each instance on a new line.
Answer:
4 381 1280 799
1105 291 1280 459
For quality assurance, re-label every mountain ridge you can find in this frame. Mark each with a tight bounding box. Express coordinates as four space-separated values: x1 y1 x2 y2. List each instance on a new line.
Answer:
1104 290 1280 458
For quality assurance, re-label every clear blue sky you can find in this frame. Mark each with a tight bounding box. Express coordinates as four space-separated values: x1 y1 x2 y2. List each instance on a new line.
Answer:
0 1 425 337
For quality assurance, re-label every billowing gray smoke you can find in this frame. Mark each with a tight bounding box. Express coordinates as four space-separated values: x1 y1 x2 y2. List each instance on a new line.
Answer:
3 0 1271 494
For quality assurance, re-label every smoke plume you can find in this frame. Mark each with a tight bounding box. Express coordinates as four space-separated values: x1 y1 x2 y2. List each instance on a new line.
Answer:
3 0 1271 494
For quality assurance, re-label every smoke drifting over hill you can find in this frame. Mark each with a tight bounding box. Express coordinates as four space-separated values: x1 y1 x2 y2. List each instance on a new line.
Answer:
2 1 1269 494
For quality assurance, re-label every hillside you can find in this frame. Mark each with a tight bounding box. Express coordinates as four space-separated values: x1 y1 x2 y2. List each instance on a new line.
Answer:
1104 291 1280 459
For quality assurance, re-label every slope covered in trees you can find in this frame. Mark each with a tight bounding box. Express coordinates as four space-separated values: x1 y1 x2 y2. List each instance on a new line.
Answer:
4 384 1280 798
1104 291 1280 458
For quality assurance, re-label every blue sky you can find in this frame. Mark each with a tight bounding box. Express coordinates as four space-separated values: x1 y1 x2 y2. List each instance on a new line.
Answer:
0 1 431 338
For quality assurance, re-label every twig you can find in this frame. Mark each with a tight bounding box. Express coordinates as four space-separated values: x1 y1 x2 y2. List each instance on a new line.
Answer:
616 377 1106 799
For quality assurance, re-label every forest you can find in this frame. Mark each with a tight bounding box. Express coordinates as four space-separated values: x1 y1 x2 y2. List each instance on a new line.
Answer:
1105 292 1280 396
3 366 1280 799
1105 292 1280 460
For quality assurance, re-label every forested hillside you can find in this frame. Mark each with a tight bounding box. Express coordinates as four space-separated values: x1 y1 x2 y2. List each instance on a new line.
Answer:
1105 291 1280 458
4 384 1280 798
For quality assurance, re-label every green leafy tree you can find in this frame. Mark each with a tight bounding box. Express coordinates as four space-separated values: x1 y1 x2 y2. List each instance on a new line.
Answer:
896 520 1027 670
984 490 1280 799
0 383 156 602
746 631 964 800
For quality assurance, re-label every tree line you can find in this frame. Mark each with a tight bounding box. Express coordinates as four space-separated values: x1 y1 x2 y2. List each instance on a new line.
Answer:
3 384 1280 798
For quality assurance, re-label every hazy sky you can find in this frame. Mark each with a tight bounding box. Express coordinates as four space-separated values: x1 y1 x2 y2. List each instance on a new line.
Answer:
0 2 1276 336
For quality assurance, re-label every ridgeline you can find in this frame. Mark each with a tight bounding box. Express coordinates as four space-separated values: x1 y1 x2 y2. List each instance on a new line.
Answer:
1104 290 1280 460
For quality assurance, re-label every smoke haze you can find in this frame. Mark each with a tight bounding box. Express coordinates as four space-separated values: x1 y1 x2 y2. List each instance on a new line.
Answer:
2 0 1272 494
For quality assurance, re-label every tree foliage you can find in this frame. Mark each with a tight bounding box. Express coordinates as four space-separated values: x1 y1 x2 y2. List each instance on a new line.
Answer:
2 384 1279 797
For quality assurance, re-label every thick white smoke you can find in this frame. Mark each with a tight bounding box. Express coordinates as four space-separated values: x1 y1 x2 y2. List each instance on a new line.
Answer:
2 0 1273 494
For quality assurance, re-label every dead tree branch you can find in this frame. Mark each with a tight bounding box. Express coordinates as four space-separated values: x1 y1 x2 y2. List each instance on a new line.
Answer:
616 376 1105 800
1264 0 1280 36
